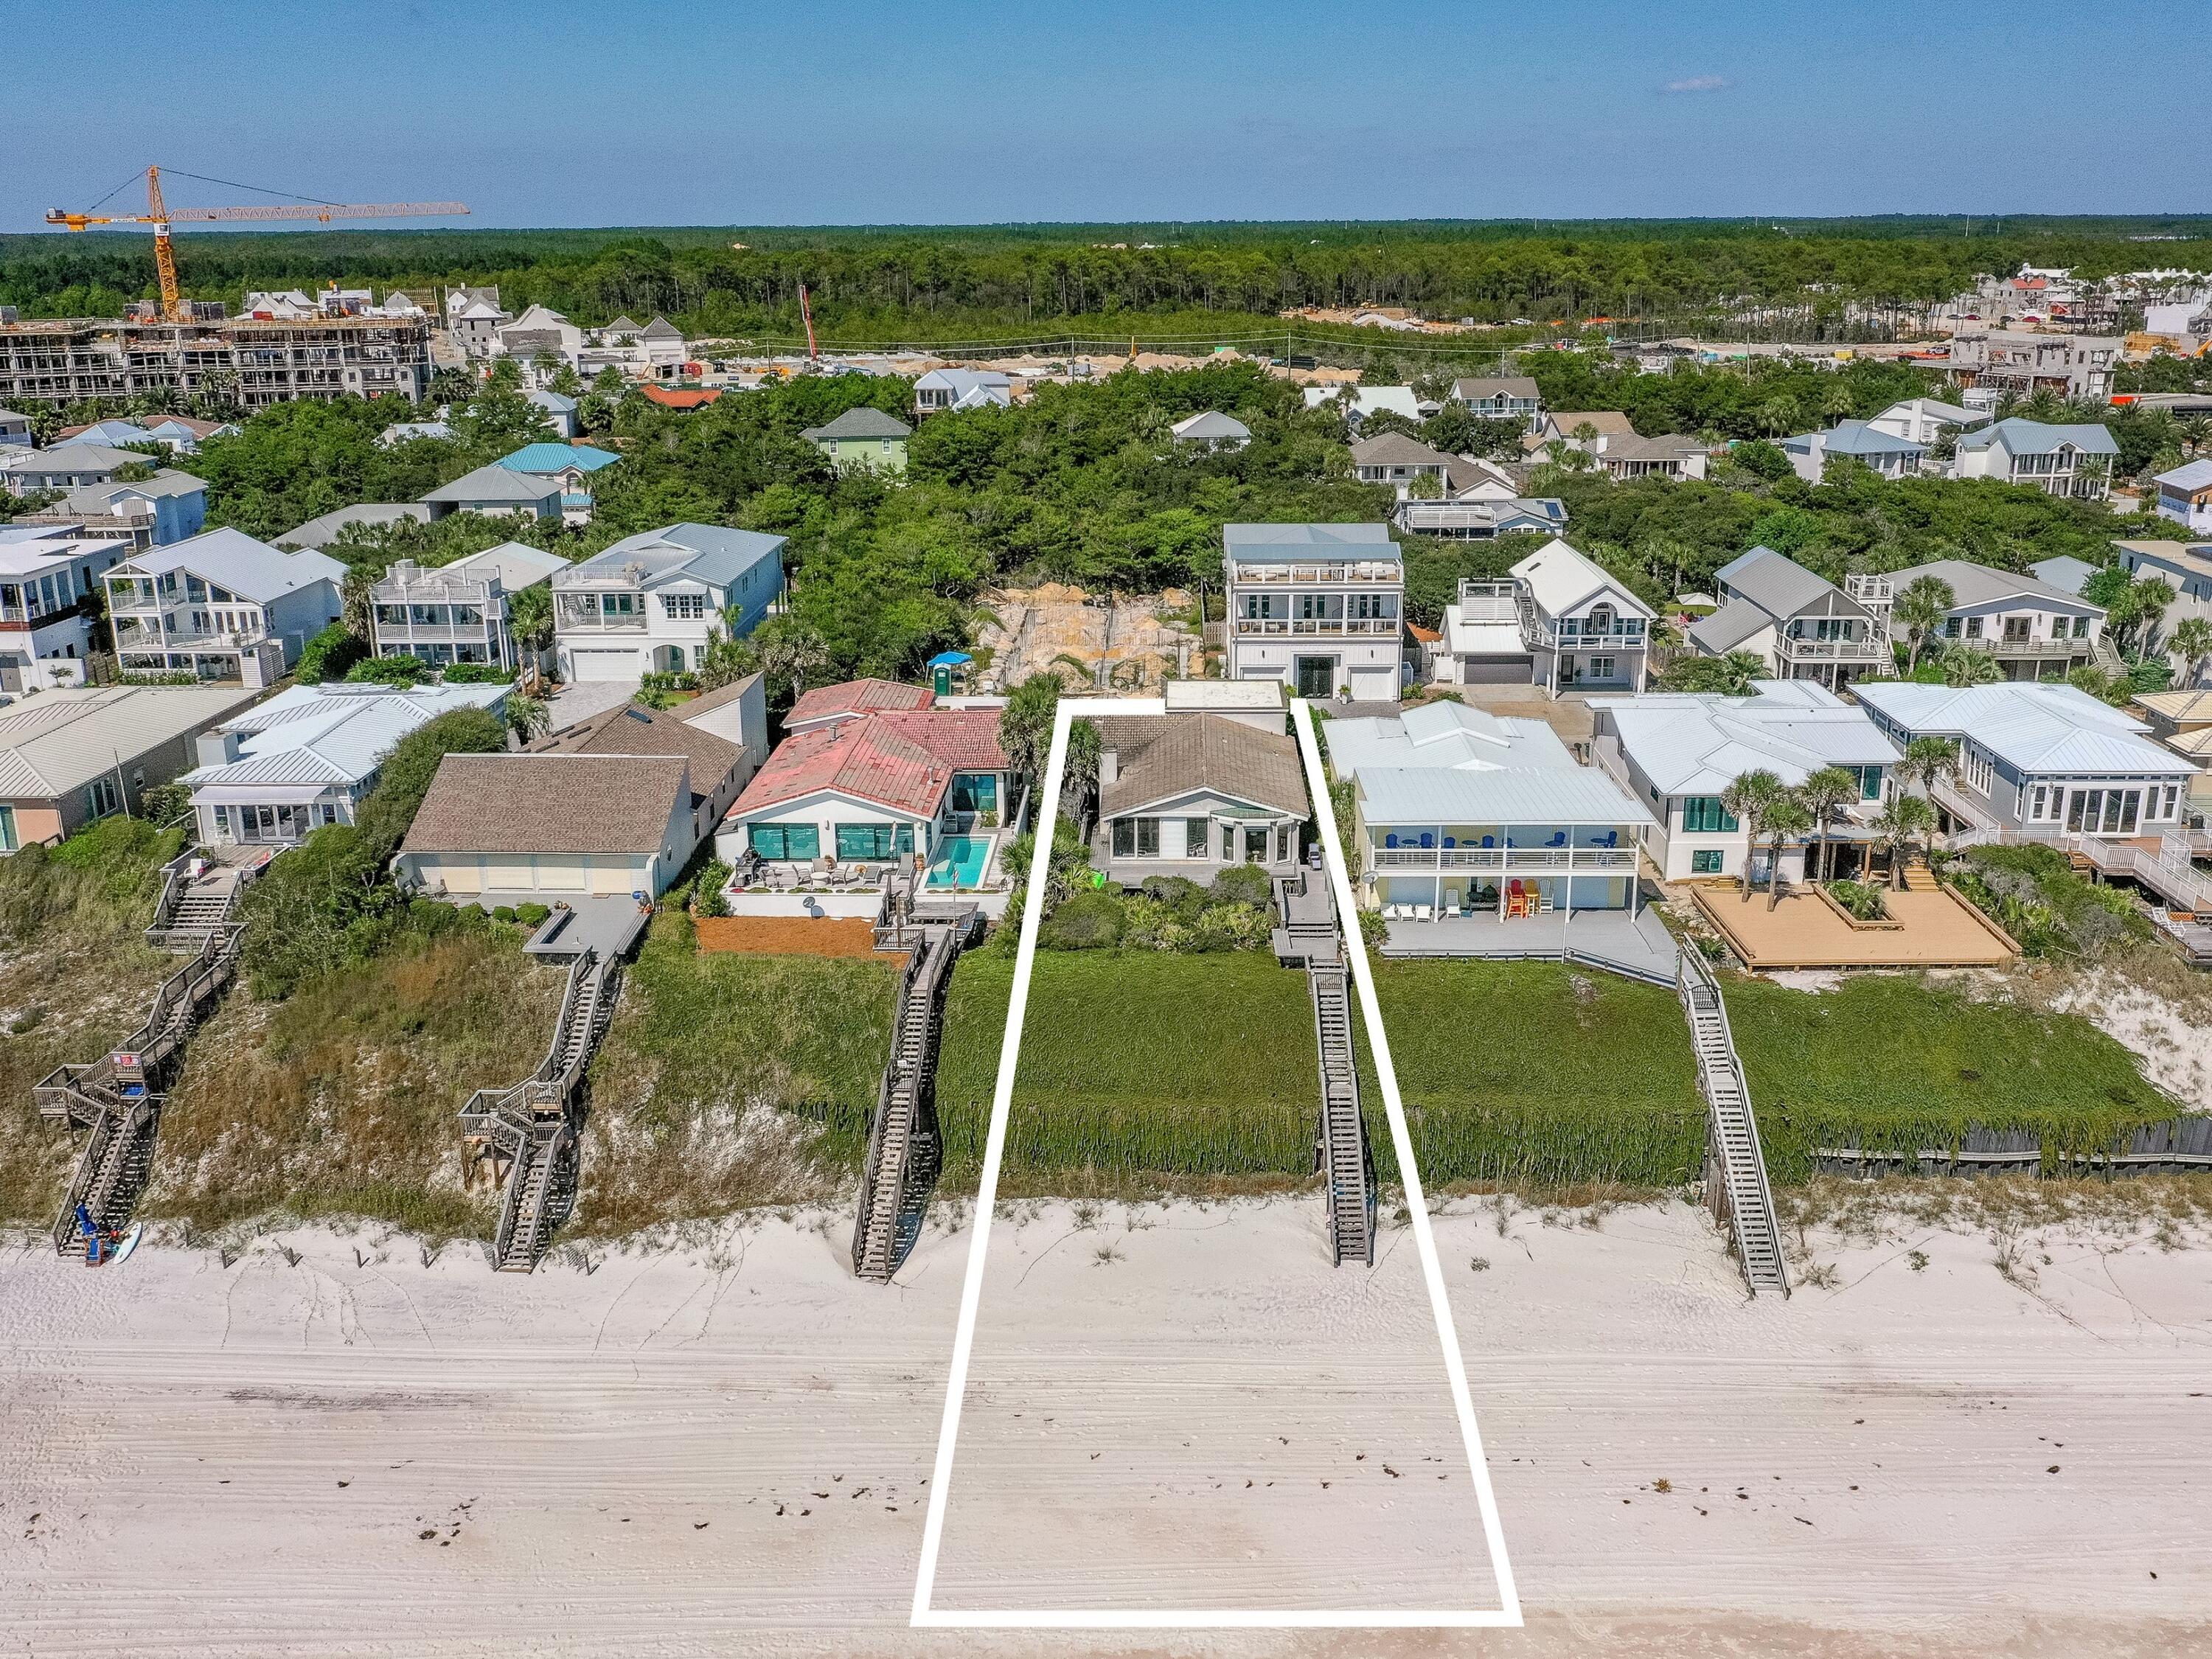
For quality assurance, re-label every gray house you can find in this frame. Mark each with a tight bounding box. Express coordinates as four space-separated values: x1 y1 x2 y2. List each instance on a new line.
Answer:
1781 420 1928 482
1867 558 2106 680
1689 546 1888 688
1450 376 1544 428
1091 712 1310 886
369 543 569 672
421 463 565 522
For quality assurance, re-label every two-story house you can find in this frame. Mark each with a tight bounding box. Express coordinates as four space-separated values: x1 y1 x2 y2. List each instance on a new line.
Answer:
1856 680 2194 841
800 406 914 472
1349 432 1455 495
1688 546 1888 689
105 528 344 686
494 442 619 524
1870 558 2107 679
913 368 1012 414
1433 538 1653 694
0 528 134 692
1222 522 1404 702
1590 679 1899 883
1947 330 2121 402
1448 376 1544 430
1781 420 1928 482
1593 432 1709 481
369 543 569 673
1865 397 1989 445
2112 538 2212 678
0 407 32 449
420 462 566 523
1950 417 2120 501
2152 460 2212 533
552 522 786 684
184 682 509 849
44 470 209 546
0 444 180 495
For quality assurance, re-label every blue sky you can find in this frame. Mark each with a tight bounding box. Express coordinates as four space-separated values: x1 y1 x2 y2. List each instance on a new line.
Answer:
4 0 2204 231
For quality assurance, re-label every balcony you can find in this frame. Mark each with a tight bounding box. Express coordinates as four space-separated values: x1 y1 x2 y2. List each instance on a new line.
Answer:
1777 632 1888 662
1231 561 1402 585
1955 634 2089 658
1231 616 1399 637
1370 846 1637 872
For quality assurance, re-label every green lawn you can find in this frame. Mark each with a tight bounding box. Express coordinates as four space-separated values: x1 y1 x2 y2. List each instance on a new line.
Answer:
1725 975 2173 1180
1369 959 1707 1189
939 950 1323 1192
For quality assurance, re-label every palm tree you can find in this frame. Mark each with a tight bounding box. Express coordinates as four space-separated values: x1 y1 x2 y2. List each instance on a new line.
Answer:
1658 650 1765 695
1762 790 1814 909
2167 616 2212 686
1891 575 1955 672
504 692 550 747
1938 644 2003 687
1720 768 1784 902
1062 717 1102 837
1872 793 1935 890
1798 764 1860 885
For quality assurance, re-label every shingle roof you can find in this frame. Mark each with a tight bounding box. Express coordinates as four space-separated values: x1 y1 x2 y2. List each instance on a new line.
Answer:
728 709 1006 819
2156 459 2212 491
786 677 933 730
801 407 914 441
400 753 689 855
1349 432 1455 468
1450 376 1540 400
1091 713 1310 819
1543 411 1636 437
530 698 743 796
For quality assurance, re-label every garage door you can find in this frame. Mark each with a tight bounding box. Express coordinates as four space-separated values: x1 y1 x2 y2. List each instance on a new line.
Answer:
1461 655 1534 686
569 647 644 682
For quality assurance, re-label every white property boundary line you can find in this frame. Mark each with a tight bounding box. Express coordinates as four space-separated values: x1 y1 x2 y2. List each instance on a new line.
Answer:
908 696 1521 1630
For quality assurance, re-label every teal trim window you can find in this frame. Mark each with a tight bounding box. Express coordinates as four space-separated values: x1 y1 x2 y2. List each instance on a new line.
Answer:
1690 848 1724 874
750 822 820 860
1857 765 1883 800
950 773 998 814
1680 796 1739 832
835 823 912 860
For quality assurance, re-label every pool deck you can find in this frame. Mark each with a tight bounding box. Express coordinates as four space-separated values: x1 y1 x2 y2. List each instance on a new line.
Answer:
1690 883 2019 970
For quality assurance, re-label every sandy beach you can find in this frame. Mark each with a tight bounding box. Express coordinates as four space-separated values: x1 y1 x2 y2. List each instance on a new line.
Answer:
3 1192 2208 1659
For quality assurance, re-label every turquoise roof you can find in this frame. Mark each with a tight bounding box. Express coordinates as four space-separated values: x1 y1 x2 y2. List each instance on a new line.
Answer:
497 442 620 476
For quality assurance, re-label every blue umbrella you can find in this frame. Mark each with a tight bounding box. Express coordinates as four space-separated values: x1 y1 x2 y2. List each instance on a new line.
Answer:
925 651 974 668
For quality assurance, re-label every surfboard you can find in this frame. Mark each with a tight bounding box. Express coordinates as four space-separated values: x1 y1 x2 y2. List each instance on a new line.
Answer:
104 1222 143 1267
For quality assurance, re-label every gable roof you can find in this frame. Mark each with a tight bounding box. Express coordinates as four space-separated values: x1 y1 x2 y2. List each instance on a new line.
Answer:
529 698 743 794
1451 376 1540 400
639 315 684 341
2156 459 2212 491
0 685 261 801
728 709 1006 821
1542 411 1636 438
1 443 157 476
1686 597 1776 655
1091 713 1310 819
1807 419 1926 456
400 753 689 855
1885 557 2104 613
184 683 507 793
496 442 620 476
2028 554 2096 596
423 463 566 505
639 385 721 409
526 389 578 414
1510 538 1655 619
1349 432 1455 469
115 528 341 602
61 469 206 513
800 406 914 442
1169 411 1251 441
442 540 570 588
787 677 934 731
276 503 431 549
1713 545 1851 621
1956 417 2119 458
1590 681 1897 796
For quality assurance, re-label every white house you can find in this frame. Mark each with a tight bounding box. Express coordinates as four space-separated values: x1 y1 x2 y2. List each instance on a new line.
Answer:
1865 397 1990 445
1780 420 1927 482
0 528 135 692
46 470 208 546
1590 680 1899 883
1169 411 1251 451
369 542 568 672
1434 538 1654 693
1089 712 1310 886
1221 522 1402 701
183 682 509 848
552 523 786 683
1303 385 1422 429
914 368 1012 415
2152 459 2212 534
1950 418 2120 500
1874 557 2106 680
1593 433 1708 482
0 408 33 449
104 529 343 686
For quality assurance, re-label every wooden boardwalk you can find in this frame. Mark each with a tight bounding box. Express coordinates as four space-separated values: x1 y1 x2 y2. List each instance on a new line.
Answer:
1691 883 2017 970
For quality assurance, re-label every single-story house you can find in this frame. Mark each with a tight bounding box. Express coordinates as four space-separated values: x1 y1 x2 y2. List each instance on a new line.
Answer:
914 368 1012 414
800 406 914 472
421 463 566 522
1089 712 1310 886
785 676 936 734
1589 679 1899 883
1169 411 1252 451
394 753 695 901
2154 459 2212 534
528 679 766 853
0 684 261 852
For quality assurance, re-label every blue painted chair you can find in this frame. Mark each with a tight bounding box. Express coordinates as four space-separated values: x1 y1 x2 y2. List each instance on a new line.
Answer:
1385 832 1399 848
1481 835 1496 849
1419 832 1435 849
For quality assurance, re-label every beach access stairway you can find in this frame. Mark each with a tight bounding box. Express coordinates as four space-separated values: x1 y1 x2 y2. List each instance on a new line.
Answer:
144 848 265 953
37 923 244 1257
459 948 619 1273
1276 872 1375 1267
1674 947 1787 1296
852 909 972 1281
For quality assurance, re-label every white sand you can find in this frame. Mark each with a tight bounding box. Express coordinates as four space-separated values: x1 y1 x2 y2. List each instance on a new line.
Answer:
3 1195 2208 1658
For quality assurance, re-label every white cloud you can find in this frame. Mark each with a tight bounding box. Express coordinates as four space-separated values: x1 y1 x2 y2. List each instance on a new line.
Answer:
1660 74 1731 94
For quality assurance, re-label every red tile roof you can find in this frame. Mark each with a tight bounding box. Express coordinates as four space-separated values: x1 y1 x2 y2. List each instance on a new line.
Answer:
729 709 1007 820
786 676 934 731
640 385 722 409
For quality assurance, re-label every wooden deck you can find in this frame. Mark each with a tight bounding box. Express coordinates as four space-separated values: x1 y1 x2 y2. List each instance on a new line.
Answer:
1691 883 2018 970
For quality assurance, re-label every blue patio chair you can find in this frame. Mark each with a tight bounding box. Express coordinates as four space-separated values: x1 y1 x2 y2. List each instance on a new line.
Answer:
1547 831 1567 848
1419 832 1435 849
1443 835 1456 848
1481 835 1496 849
1385 832 1399 849
1604 830 1619 848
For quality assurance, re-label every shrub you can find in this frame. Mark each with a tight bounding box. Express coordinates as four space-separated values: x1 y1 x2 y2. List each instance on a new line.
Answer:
1952 843 2152 959
1208 863 1276 908
441 661 517 684
137 781 195 828
344 653 431 686
295 622 366 684
1826 879 1888 921
692 859 733 917
491 905 517 922
515 902 551 928
1038 888 1125 950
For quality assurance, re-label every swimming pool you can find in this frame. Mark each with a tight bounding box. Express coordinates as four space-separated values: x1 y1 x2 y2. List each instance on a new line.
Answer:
926 834 992 888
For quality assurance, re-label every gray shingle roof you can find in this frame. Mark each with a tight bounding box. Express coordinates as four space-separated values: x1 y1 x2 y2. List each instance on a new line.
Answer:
1093 714 1310 820
400 752 689 855
422 464 565 505
801 406 914 441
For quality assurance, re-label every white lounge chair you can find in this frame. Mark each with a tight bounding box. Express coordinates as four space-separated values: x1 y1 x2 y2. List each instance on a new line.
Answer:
1415 903 1434 922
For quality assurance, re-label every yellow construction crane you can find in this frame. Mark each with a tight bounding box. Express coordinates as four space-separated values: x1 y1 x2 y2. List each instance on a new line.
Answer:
46 166 469 324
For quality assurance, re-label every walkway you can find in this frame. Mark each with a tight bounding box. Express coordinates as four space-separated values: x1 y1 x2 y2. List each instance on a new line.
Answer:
1693 884 2017 970
1378 904 1680 984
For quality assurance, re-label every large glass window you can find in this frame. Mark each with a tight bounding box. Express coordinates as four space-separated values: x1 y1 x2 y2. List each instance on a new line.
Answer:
835 823 907 860
1185 816 1211 857
1680 796 1739 832
950 773 998 814
750 822 820 860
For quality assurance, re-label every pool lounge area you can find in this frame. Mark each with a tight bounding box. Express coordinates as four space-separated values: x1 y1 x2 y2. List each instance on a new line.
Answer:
925 832 998 889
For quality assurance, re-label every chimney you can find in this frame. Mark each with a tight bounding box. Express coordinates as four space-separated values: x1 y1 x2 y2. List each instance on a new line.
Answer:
1099 748 1118 787
196 729 242 768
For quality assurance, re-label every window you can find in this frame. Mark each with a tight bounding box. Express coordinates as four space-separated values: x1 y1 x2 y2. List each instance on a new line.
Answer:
1961 745 1994 795
2030 785 2048 821
1137 817 1161 856
0 804 16 852
1943 617 1961 638
836 823 902 860
1858 765 1882 801
2072 616 2089 639
1964 615 1983 639
662 593 706 620
950 773 998 814
1113 818 1135 857
1588 656 1615 681
83 775 122 820
1680 796 1739 833
1277 824 1293 861
749 822 819 860
2162 785 2180 820
1185 816 1211 857
1690 849 1724 874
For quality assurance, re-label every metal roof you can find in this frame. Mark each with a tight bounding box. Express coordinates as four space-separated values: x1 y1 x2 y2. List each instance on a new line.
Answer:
1327 701 1571 776
2155 459 2212 491
1885 557 2103 613
1169 411 1251 441
186 683 508 792
1955 417 2119 457
1853 681 2191 778
115 528 342 603
1714 546 1847 621
2028 554 2096 596
1510 538 1654 619
0 685 261 800
1356 762 1652 828
1223 522 1398 563
1686 597 1775 655
495 442 619 476
1592 684 1897 796
557 522 785 592
422 463 566 504
1806 419 1925 456
276 503 431 549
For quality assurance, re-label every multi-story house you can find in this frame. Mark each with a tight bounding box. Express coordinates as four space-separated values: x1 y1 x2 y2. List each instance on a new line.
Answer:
1863 558 2106 680
40 470 207 546
1865 397 1989 445
1687 546 1888 689
1856 680 2195 843
421 462 566 523
1221 522 1403 701
0 407 32 448
914 367 1012 414
369 543 569 673
0 528 134 692
1950 417 2118 500
2112 538 2212 678
1434 538 1653 693
2152 460 2212 533
0 444 164 495
1780 420 1928 482
445 286 509 358
184 682 509 849
1946 330 2121 402
103 528 343 686
1349 432 1454 495
553 522 786 683
1448 375 1544 430
494 442 619 524
1590 680 1898 883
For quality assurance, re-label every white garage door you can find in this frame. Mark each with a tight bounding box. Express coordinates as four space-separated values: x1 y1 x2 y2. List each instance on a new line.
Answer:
570 647 644 683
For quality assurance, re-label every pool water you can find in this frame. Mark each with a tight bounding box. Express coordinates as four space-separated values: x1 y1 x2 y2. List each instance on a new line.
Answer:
926 835 992 888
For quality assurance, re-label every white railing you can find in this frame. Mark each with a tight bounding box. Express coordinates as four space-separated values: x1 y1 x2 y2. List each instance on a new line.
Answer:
1371 845 1635 871
1777 634 1886 661
1231 563 1401 585
1232 616 1399 636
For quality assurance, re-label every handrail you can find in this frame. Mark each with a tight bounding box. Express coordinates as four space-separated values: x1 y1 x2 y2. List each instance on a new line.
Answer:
1676 946 1787 1295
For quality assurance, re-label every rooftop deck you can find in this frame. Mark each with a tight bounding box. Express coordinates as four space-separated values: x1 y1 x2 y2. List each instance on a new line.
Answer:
1691 883 2017 970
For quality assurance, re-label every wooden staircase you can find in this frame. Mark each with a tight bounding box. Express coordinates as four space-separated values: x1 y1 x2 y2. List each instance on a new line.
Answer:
39 924 245 1256
1900 860 1939 892
852 917 969 1281
1277 872 1375 1267
460 949 619 1273
1675 948 1787 1296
